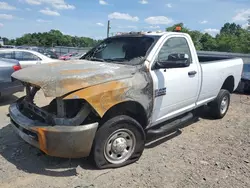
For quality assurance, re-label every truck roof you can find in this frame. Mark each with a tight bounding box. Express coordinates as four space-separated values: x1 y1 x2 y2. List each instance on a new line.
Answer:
112 31 189 38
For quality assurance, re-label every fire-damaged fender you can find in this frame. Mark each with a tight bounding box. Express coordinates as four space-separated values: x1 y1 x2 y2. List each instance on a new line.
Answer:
63 80 129 117
63 67 154 124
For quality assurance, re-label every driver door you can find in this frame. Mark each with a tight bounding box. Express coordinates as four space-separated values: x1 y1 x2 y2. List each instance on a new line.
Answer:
151 36 200 125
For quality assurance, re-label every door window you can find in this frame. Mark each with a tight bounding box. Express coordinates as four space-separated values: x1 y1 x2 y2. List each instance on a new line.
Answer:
15 51 41 61
157 37 192 66
0 51 14 59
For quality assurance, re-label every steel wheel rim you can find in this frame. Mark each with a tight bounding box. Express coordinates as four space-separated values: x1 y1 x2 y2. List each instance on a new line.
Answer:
104 129 136 164
220 96 229 114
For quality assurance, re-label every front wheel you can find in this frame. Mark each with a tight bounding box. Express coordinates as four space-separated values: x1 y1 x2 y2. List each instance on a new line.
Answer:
92 115 145 169
209 89 230 119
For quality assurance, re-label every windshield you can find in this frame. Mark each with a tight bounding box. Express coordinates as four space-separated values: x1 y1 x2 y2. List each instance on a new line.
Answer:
82 36 158 65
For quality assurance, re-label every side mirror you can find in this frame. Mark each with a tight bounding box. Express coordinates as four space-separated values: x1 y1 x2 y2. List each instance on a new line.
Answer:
155 53 190 69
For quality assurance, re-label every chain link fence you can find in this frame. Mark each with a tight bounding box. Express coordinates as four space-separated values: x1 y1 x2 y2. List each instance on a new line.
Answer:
49 46 92 56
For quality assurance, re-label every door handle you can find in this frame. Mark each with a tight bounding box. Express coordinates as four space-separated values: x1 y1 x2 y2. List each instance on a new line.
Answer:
188 71 197 76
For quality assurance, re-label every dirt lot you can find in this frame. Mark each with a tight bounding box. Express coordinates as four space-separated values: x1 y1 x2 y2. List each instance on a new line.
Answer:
0 91 249 188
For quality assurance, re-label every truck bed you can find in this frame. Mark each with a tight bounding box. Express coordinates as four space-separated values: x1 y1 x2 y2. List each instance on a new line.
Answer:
197 51 250 64
196 57 243 107
198 55 232 63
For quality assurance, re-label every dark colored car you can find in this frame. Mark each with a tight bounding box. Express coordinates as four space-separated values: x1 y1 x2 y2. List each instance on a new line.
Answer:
0 58 24 97
29 47 59 59
43 50 59 59
236 64 250 93
59 52 78 60
16 46 59 59
34 48 59 59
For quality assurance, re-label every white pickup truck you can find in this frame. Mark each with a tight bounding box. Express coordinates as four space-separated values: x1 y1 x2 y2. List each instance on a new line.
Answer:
9 29 243 169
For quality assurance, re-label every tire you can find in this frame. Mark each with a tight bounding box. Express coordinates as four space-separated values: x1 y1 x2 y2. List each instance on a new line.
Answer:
209 89 230 119
92 115 146 169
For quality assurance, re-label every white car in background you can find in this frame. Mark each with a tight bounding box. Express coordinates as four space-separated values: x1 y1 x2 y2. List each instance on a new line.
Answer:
0 49 59 68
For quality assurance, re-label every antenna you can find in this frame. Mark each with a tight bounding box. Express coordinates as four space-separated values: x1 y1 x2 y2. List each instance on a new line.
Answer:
107 20 111 38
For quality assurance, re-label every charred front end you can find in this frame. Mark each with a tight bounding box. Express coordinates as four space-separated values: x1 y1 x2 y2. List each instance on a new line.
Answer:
9 83 99 158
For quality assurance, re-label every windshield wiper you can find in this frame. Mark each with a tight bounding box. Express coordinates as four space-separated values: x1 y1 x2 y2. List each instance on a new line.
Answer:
88 57 105 62
104 58 127 62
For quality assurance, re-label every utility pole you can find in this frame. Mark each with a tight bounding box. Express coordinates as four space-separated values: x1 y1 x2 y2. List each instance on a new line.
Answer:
248 16 250 31
107 20 111 38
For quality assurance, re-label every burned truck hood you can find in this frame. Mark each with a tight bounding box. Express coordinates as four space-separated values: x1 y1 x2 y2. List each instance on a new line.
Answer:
11 60 137 97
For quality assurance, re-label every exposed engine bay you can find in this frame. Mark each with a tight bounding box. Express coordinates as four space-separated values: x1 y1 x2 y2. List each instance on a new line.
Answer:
18 83 101 127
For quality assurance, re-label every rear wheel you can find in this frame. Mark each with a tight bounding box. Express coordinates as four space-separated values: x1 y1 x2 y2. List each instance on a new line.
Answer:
92 115 145 169
209 89 230 119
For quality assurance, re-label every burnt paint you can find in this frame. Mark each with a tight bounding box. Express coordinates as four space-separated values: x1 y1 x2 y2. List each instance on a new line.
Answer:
64 64 154 125
11 59 154 126
11 60 137 97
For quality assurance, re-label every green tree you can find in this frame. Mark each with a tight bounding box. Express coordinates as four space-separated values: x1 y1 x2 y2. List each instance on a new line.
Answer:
189 30 203 50
216 23 250 53
2 23 250 53
4 29 99 47
166 23 190 33
200 33 217 51
165 22 250 54
166 23 204 50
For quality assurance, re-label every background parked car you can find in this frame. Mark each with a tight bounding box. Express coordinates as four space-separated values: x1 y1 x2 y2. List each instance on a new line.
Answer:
0 49 59 68
0 58 23 97
15 46 59 59
30 47 59 59
42 49 59 59
69 52 86 60
236 64 250 93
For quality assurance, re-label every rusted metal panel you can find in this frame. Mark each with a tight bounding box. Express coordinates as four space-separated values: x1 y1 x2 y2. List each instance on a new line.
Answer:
9 102 98 158
31 124 99 158
64 80 129 117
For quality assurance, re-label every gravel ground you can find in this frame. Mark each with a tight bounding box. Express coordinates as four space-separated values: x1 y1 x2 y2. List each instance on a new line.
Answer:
0 91 249 188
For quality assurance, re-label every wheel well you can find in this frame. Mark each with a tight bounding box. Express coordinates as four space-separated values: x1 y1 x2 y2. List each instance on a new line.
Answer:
221 76 234 93
101 101 148 129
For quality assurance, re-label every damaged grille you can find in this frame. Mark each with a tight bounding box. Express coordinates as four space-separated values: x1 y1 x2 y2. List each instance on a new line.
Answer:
18 84 54 124
20 99 53 123
18 84 99 126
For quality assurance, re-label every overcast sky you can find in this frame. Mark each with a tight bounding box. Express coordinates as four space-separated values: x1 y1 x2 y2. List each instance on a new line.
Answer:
0 0 249 39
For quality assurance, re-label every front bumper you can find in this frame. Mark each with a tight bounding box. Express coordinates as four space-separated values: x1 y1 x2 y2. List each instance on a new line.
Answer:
9 101 98 158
